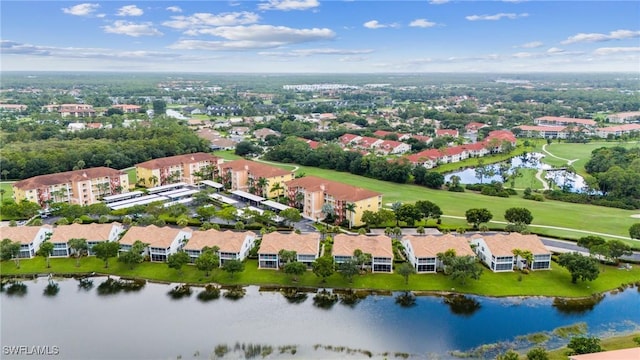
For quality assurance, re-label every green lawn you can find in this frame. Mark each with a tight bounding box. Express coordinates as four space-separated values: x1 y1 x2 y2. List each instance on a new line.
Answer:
0 182 14 205
3 258 640 298
541 141 640 176
259 160 640 243
547 332 640 360
125 168 136 185
213 150 243 161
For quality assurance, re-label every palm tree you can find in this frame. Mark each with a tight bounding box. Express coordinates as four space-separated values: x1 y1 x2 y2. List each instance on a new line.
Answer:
270 182 283 201
256 177 269 197
321 203 335 223
512 248 534 271
0 189 5 203
149 175 158 187
68 238 88 267
345 203 357 229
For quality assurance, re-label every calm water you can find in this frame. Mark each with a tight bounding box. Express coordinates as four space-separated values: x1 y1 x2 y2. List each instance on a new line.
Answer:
443 153 590 192
1 277 639 360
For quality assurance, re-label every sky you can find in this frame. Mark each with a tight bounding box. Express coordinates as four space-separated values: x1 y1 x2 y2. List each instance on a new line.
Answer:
1 0 639 73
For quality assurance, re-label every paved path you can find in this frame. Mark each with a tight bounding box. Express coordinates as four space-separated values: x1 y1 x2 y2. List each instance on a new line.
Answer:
440 215 639 242
534 169 550 190
542 144 579 165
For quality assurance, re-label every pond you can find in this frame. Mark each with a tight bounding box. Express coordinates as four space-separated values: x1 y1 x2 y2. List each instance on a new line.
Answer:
443 153 591 192
2 277 639 359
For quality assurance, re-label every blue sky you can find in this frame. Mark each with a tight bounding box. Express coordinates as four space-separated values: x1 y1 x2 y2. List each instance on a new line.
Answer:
1 0 639 73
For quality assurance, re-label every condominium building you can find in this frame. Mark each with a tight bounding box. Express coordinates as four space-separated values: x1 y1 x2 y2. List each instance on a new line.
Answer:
218 159 294 198
135 152 223 187
13 167 130 206
284 176 382 227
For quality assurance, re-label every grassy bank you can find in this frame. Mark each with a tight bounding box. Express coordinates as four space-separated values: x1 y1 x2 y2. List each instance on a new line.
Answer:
2 258 640 298
547 332 640 360
540 141 640 176
258 160 639 244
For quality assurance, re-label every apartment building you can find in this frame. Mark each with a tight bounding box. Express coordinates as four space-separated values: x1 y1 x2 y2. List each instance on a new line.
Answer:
135 152 223 187
218 159 294 198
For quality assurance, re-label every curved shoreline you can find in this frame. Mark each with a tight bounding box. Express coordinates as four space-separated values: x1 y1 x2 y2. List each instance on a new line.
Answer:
3 270 639 300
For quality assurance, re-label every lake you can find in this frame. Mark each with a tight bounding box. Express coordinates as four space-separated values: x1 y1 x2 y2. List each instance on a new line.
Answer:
1 277 639 359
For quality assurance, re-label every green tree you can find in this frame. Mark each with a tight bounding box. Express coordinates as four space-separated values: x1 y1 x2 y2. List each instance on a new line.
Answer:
396 262 416 285
577 236 606 255
557 252 600 284
118 240 146 270
630 223 640 240
353 249 371 271
526 347 549 360
338 259 359 283
567 336 602 355
605 240 632 264
496 350 520 360
512 248 534 270
1 238 21 268
283 261 307 281
38 241 54 268
415 200 442 222
195 246 220 277
222 259 245 279
167 251 190 276
216 206 237 224
279 208 302 227
361 210 379 229
68 238 88 267
465 208 493 229
312 256 334 283
441 254 483 285
152 99 166 116
395 203 422 226
344 202 357 229
278 249 297 265
92 241 120 268
270 182 283 200
504 207 533 225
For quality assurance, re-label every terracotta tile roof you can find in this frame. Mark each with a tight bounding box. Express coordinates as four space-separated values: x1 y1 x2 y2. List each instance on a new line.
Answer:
1 225 52 244
471 233 550 256
436 129 459 137
403 234 475 258
465 122 488 131
137 152 220 169
485 130 517 144
461 142 486 151
332 234 393 258
119 225 192 248
285 176 381 202
339 133 360 144
568 348 640 360
406 149 440 163
597 124 640 132
373 130 394 138
184 229 253 253
516 125 567 132
358 136 381 148
50 223 122 243
221 159 292 178
196 128 222 141
13 167 126 190
535 116 596 126
379 140 404 149
411 135 432 143
259 232 320 255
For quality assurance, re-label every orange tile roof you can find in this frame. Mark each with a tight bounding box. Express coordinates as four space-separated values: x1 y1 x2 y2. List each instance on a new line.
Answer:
597 124 640 132
471 233 549 256
535 116 596 126
1 225 52 244
119 225 191 248
220 159 292 178
259 232 320 255
13 167 126 190
137 152 220 169
285 176 381 202
50 223 122 243
404 234 475 258
184 230 253 253
332 234 393 258
517 125 567 132
568 348 640 360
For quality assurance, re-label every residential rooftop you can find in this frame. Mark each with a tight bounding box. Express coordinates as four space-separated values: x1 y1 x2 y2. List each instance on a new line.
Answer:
13 167 126 190
332 234 393 258
285 176 381 203
49 223 122 243
259 232 320 255
119 225 191 248
184 229 253 253
403 234 475 258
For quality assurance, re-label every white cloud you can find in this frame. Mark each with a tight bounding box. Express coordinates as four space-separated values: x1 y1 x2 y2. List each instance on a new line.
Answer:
561 29 640 45
103 21 163 37
465 13 529 21
512 52 533 58
517 41 543 48
429 0 449 4
163 12 260 29
258 0 320 11
363 20 399 29
169 25 334 50
546 47 565 54
166 6 182 13
409 19 436 28
62 3 100 16
117 5 144 17
593 47 640 56
259 48 373 57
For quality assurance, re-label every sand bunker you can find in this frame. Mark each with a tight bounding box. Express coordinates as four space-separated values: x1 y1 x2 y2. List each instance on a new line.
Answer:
631 214 640 218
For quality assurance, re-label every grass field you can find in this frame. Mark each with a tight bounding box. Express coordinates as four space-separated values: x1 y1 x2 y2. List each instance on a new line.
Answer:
257 159 640 243
547 332 640 360
213 150 243 161
541 141 640 176
0 182 14 204
2 257 640 298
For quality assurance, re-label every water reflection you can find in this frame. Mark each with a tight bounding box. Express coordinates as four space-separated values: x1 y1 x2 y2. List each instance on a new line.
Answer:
553 294 605 315
442 294 482 317
2 277 639 359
